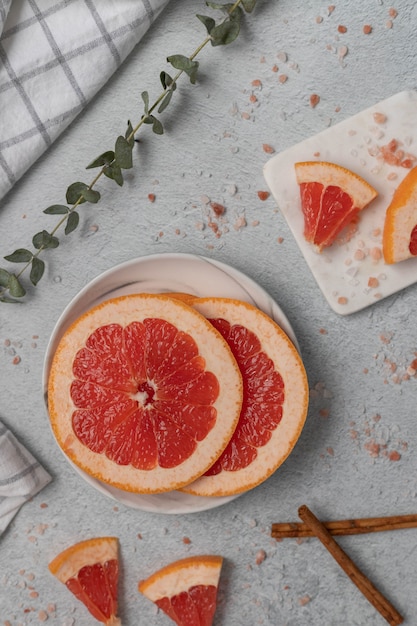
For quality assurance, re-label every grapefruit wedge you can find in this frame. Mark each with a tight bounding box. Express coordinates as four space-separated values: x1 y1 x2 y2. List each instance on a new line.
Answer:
139 555 223 626
47 293 243 494
295 161 378 250
383 165 417 264
49 537 120 625
181 297 309 497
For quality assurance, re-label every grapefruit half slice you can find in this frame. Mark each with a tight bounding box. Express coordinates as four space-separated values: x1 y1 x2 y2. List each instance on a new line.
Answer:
139 555 223 626
181 297 309 497
47 293 243 493
49 537 120 625
294 161 378 250
383 165 417 264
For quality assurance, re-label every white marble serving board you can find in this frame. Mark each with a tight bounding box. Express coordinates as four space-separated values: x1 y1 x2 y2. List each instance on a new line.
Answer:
263 90 417 315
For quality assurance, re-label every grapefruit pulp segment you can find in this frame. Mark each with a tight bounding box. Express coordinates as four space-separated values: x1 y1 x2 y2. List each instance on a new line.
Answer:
47 293 243 494
48 537 120 625
295 161 378 250
181 297 309 497
382 165 417 263
139 555 223 626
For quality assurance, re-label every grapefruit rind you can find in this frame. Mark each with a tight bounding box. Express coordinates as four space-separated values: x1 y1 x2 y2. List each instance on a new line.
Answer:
47 293 243 494
48 537 119 584
138 555 223 601
295 161 378 250
382 165 417 264
181 298 309 497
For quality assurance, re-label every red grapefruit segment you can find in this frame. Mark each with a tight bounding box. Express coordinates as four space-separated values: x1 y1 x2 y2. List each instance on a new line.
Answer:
139 555 223 626
295 161 378 250
47 294 243 493
49 537 120 626
181 298 309 497
382 165 417 263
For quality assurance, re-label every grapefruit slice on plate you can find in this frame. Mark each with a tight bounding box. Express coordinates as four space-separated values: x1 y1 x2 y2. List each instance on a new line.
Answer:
181 297 309 497
47 293 243 494
49 537 120 625
139 555 223 626
294 161 378 251
383 165 417 264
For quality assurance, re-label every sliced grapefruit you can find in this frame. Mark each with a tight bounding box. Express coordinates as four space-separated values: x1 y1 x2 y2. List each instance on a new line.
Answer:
294 161 378 250
47 293 243 493
181 297 309 497
49 537 120 625
383 165 417 264
139 555 223 626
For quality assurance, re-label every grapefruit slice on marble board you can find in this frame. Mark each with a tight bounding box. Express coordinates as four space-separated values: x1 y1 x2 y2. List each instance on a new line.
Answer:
294 161 378 251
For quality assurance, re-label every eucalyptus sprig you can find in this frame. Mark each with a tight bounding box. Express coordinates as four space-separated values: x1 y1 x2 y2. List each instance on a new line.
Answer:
0 0 257 303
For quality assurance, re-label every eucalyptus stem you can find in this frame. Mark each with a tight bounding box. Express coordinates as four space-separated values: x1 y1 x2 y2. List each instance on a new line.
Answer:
0 0 257 303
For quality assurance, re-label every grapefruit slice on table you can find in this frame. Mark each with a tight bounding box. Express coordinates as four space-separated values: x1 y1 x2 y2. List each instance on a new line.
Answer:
181 297 309 497
139 555 223 626
49 537 120 625
294 161 378 251
47 293 243 494
383 165 417 264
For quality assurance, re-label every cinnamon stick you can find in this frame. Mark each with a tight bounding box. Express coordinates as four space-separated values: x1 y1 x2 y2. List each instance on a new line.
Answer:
271 513 417 539
298 505 404 626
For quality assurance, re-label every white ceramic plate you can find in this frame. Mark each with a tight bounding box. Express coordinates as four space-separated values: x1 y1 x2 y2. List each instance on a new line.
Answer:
43 253 299 514
264 90 417 315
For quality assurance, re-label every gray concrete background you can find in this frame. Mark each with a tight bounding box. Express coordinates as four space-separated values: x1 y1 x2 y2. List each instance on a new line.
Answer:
1 0 417 624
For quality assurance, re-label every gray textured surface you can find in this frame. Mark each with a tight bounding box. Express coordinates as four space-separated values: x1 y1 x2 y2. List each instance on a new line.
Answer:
1 0 417 624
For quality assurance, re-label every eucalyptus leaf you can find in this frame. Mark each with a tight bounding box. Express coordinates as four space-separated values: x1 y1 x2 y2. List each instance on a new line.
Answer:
81 188 101 203
103 163 124 187
125 120 135 147
115 135 133 169
206 1 232 11
0 268 10 287
152 117 164 135
86 151 115 169
66 182 88 205
4 248 33 263
160 71 176 90
32 231 59 250
167 55 199 84
142 91 150 114
158 90 173 114
197 14 216 34
65 211 80 235
43 204 69 215
210 16 240 46
8 275 25 298
30 257 45 286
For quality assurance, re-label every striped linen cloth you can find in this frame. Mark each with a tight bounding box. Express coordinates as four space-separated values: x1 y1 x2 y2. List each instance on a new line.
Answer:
0 0 171 201
0 419 52 535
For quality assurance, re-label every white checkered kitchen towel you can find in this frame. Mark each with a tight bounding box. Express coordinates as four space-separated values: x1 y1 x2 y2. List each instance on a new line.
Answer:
0 0 171 201
0 418 52 535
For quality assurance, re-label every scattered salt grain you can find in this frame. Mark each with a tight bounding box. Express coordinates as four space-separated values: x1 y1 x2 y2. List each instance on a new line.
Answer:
373 112 387 124
257 191 270 201
338 45 348 59
255 549 267 565
310 94 320 108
